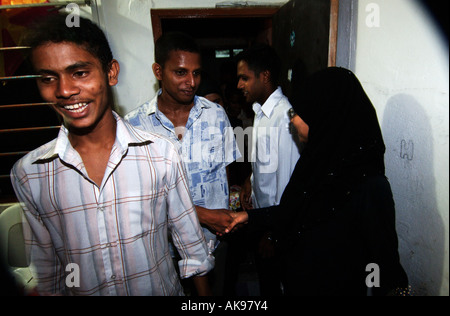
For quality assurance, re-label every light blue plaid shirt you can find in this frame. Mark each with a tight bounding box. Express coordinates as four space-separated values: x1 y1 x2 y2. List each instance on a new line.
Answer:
125 91 241 245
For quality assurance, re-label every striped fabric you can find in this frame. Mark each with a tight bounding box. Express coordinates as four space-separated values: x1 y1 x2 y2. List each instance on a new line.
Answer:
10 112 214 296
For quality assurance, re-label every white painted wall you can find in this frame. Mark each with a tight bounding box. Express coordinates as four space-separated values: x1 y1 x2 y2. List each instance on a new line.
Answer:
352 0 449 296
94 0 288 115
95 0 449 295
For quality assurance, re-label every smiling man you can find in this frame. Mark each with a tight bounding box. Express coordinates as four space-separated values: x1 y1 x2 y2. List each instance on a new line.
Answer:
125 32 241 295
126 34 240 240
10 14 213 296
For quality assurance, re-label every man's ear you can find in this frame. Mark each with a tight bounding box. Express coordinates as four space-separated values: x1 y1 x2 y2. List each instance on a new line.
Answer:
262 70 271 84
152 63 163 81
108 59 120 86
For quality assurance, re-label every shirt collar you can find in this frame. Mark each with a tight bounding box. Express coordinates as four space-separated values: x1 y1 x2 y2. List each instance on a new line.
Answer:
34 111 153 163
114 112 154 153
146 89 211 117
144 90 160 116
253 86 283 118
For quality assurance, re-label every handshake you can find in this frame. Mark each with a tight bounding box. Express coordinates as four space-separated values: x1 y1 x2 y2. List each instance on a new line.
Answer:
195 207 250 236
196 181 253 236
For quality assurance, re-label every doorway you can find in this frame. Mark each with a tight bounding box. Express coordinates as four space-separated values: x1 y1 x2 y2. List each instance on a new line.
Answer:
150 0 338 99
151 7 279 88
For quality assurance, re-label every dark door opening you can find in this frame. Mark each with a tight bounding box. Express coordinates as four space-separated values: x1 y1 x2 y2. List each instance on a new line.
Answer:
150 1 338 99
151 7 278 89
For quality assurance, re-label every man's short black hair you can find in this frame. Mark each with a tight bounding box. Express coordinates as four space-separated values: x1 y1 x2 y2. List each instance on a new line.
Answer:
235 43 281 87
154 32 200 67
22 13 113 73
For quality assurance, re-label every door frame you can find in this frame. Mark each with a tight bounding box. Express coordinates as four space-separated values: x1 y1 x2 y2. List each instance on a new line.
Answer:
151 7 281 43
151 2 339 66
328 0 339 67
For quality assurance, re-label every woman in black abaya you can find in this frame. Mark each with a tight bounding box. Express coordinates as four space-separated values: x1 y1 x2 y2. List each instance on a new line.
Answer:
227 67 409 296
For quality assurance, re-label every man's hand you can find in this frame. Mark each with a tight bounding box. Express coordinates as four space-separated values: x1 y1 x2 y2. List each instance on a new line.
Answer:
195 206 234 234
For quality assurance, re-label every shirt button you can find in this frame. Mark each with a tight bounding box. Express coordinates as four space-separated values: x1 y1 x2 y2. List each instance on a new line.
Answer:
98 207 104 212
111 275 116 280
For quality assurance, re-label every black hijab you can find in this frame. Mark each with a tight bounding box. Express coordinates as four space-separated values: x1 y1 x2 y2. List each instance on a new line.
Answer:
276 67 386 231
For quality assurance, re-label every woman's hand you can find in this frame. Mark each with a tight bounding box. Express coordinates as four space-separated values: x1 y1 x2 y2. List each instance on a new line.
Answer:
225 211 249 233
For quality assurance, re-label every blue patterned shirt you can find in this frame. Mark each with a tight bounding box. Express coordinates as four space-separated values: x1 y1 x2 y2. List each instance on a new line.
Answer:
125 91 241 244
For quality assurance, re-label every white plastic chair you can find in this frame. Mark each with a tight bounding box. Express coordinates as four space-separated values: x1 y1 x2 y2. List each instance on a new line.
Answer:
0 203 36 291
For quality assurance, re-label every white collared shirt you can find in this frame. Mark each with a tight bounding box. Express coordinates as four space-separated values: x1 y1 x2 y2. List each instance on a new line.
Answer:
11 113 214 296
251 87 301 208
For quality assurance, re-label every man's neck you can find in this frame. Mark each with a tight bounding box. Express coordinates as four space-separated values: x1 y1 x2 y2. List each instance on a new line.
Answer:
157 93 194 114
68 110 117 151
258 86 278 106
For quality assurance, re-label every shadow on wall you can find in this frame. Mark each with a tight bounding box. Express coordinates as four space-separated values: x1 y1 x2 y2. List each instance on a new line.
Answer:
382 94 445 296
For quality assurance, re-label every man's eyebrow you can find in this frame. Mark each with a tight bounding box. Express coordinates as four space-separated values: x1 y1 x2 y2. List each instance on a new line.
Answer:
36 69 57 76
173 66 202 71
36 61 94 75
65 61 95 72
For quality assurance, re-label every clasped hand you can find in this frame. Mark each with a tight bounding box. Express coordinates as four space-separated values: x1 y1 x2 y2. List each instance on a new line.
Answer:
195 206 249 236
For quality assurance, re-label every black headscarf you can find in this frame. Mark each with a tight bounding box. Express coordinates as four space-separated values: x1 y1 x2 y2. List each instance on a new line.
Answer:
277 67 386 231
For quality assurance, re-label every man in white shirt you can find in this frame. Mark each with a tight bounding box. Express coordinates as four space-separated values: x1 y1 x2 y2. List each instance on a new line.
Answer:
236 44 300 295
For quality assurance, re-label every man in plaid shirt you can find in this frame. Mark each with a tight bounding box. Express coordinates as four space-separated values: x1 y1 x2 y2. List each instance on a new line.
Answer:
10 14 213 296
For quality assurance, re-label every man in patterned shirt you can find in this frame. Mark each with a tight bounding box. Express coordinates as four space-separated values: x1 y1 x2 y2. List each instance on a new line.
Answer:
125 32 241 295
10 14 213 296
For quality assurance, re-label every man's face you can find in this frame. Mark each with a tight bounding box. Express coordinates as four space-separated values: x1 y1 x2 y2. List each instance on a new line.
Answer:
32 41 119 131
154 50 201 106
237 60 265 104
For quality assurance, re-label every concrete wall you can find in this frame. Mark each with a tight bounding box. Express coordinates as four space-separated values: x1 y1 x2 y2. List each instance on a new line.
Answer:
93 0 288 115
350 0 449 296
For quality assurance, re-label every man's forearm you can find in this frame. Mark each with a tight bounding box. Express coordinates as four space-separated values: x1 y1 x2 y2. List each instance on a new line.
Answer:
192 275 212 296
